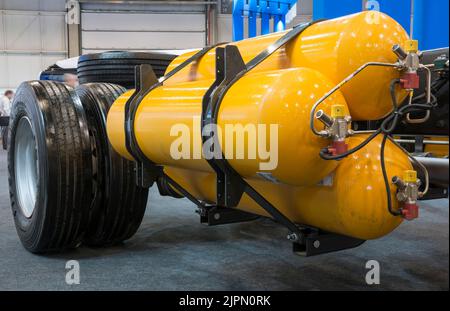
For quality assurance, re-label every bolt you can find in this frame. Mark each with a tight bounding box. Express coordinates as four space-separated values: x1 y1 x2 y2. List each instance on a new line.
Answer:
287 233 298 242
313 240 321 249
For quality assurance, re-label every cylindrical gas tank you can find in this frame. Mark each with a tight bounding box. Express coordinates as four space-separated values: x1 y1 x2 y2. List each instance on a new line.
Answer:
163 135 412 240
106 11 415 240
166 11 409 120
108 67 349 186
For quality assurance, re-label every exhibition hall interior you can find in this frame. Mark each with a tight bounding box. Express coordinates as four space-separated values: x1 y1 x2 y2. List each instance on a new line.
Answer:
0 0 448 292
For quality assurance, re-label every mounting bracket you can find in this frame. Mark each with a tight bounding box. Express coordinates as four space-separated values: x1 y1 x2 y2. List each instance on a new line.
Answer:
198 206 259 226
292 228 365 257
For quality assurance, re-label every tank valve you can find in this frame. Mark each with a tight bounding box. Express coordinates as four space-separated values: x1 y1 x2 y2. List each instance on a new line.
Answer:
393 40 420 90
392 170 421 221
316 105 353 156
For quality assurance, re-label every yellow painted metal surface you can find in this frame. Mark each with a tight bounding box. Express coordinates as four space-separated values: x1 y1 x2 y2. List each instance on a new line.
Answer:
108 67 349 186
216 67 349 186
163 135 411 240
404 170 417 183
424 137 449 158
405 39 419 53
106 11 415 240
166 11 409 121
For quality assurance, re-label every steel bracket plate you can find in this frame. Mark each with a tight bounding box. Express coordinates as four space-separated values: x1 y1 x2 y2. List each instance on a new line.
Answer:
199 206 259 226
293 230 365 257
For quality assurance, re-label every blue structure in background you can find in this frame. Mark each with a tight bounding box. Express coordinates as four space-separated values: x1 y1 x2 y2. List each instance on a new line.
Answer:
364 0 449 49
413 0 449 50
233 0 297 41
311 0 449 50
375 0 412 33
312 0 361 20
233 0 449 49
312 0 412 32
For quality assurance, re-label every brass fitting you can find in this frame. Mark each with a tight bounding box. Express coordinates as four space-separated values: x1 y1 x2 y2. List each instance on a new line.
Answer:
404 40 419 53
316 104 353 156
392 170 421 220
392 40 421 90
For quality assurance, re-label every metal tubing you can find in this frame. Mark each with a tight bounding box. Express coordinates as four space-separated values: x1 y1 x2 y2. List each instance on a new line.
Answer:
395 139 449 146
392 176 406 189
316 110 333 127
406 64 432 124
387 136 430 196
310 62 401 136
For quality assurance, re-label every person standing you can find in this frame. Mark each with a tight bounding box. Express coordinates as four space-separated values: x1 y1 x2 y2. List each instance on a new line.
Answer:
0 90 14 150
0 90 14 116
64 73 79 88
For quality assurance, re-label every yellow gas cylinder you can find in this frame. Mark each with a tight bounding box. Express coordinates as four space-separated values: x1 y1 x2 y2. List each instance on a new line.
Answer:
166 11 410 120
163 135 412 240
108 67 349 186
106 12 415 240
424 136 449 157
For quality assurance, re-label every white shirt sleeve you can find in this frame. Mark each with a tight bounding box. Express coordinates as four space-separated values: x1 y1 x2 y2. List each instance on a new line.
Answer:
0 96 11 116
5 98 11 116
0 97 6 116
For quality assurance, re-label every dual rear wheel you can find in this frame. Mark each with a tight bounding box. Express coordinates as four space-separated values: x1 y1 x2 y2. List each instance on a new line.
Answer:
7 81 148 253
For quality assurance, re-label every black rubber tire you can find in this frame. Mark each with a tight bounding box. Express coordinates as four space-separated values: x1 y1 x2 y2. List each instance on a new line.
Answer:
8 81 93 253
77 51 177 89
76 83 149 246
39 64 77 83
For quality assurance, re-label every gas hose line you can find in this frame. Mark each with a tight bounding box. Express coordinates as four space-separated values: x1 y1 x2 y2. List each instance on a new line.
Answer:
319 77 440 217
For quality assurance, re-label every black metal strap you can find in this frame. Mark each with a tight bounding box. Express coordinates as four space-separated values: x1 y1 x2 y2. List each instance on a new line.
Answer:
124 43 225 165
201 21 323 238
163 174 207 208
124 65 158 167
246 21 322 73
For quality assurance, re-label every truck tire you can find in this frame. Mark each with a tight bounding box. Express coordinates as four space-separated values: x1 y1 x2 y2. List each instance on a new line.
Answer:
8 81 93 253
40 64 78 83
77 51 176 89
76 83 149 246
